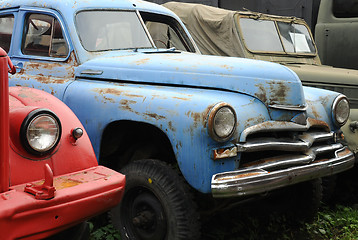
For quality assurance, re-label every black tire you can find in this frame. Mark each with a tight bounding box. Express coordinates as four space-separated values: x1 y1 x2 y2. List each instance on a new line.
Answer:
321 175 337 203
261 178 322 224
278 178 323 223
289 178 322 222
110 159 200 240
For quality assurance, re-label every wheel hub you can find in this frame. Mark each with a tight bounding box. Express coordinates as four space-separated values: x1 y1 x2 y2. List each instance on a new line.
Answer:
123 190 167 240
132 210 155 229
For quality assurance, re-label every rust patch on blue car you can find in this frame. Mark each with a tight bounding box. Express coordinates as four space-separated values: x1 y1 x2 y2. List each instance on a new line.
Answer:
255 80 289 105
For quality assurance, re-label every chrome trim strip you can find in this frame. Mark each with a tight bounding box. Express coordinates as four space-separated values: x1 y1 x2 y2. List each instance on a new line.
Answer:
236 131 334 153
236 138 310 152
240 143 343 170
269 104 307 111
211 147 354 198
242 154 313 170
80 70 103 75
239 118 329 141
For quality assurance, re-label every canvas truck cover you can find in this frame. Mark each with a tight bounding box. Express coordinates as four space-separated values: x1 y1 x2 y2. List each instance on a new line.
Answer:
163 1 321 65
163 2 245 57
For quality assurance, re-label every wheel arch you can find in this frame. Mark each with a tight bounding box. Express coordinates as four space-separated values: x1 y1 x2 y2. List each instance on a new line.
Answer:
98 120 177 170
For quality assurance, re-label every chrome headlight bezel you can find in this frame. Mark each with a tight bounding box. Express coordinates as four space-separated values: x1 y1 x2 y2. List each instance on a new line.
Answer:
207 102 237 142
332 95 350 127
20 109 62 156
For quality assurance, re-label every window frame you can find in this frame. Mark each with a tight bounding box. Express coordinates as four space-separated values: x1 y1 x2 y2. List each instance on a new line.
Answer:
0 11 16 55
140 11 198 53
75 9 155 52
22 12 69 58
236 14 318 57
14 7 71 62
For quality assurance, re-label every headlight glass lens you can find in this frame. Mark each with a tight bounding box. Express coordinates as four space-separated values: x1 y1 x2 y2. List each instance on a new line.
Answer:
213 107 236 139
26 114 60 153
334 96 350 126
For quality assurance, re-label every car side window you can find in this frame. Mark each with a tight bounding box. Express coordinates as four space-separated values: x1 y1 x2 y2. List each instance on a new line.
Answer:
0 15 15 53
146 21 187 51
140 12 197 53
22 13 69 58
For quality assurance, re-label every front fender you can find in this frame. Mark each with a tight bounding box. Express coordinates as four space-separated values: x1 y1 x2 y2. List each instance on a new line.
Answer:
63 79 270 193
303 86 341 130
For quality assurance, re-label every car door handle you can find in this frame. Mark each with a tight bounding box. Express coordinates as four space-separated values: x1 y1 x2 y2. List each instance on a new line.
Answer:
14 62 23 71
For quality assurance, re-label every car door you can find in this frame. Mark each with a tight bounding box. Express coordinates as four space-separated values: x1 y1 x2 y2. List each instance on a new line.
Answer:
315 0 358 70
4 8 76 100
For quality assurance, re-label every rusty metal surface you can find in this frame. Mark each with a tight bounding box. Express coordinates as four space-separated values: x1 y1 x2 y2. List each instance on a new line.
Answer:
3 0 352 194
2 166 125 240
212 146 354 198
0 46 125 239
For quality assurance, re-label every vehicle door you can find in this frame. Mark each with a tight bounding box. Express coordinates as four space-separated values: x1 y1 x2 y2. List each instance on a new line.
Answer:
315 0 358 70
3 8 76 100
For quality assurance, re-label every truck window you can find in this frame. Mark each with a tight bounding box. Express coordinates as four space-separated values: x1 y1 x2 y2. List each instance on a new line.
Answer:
333 0 358 17
276 22 315 53
238 17 316 55
22 14 69 58
239 18 283 52
0 15 14 53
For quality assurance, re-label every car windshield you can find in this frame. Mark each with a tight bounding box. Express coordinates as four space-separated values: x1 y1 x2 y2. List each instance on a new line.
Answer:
76 10 153 51
238 17 316 55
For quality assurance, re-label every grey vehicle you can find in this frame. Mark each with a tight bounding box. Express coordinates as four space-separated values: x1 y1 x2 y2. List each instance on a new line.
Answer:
315 0 358 70
164 1 358 158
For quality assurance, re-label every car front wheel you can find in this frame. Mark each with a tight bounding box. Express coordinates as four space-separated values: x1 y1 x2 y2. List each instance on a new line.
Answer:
110 159 200 240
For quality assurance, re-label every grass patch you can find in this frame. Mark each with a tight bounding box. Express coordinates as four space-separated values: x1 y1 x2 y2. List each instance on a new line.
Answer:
90 169 358 239
91 204 358 240
89 222 121 240
306 205 358 240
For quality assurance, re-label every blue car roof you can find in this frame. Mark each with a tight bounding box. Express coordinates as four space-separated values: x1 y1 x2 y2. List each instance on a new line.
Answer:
0 0 176 17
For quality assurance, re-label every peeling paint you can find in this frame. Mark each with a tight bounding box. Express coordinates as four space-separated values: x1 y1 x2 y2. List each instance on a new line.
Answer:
143 112 166 120
132 58 150 65
168 121 176 132
92 88 123 96
255 80 289 105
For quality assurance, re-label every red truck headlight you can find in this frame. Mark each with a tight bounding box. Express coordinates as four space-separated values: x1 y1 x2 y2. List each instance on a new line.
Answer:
21 109 62 155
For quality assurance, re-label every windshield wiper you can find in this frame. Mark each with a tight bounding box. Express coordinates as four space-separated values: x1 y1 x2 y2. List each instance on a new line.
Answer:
143 47 181 54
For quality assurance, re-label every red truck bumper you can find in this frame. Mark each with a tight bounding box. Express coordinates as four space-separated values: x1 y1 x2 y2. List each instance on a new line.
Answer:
0 165 125 240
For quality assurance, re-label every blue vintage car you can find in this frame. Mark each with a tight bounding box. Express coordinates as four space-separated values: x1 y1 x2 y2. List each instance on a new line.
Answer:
2 0 354 239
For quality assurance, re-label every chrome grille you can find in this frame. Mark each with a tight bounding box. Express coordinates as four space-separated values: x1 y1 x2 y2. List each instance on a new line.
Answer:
237 118 340 171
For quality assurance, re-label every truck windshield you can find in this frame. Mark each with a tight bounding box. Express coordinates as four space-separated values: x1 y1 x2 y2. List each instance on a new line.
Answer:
238 17 316 55
76 10 153 51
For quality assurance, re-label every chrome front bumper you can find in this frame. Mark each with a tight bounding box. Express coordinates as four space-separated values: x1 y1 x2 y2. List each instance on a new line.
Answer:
211 147 354 198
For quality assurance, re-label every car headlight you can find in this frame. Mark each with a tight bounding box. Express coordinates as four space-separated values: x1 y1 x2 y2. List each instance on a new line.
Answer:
208 102 236 142
332 95 350 127
21 109 61 155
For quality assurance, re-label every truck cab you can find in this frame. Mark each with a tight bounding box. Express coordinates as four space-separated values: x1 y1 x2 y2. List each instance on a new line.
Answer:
0 48 125 239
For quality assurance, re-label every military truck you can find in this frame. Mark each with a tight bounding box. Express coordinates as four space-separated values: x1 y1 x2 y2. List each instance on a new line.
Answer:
315 0 358 70
164 1 358 159
2 0 355 239
0 48 125 239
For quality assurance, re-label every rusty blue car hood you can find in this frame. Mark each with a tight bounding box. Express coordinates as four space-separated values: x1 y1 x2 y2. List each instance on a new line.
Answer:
76 51 305 107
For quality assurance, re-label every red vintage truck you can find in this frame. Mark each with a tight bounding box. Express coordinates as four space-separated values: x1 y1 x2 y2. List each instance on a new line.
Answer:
0 48 125 240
